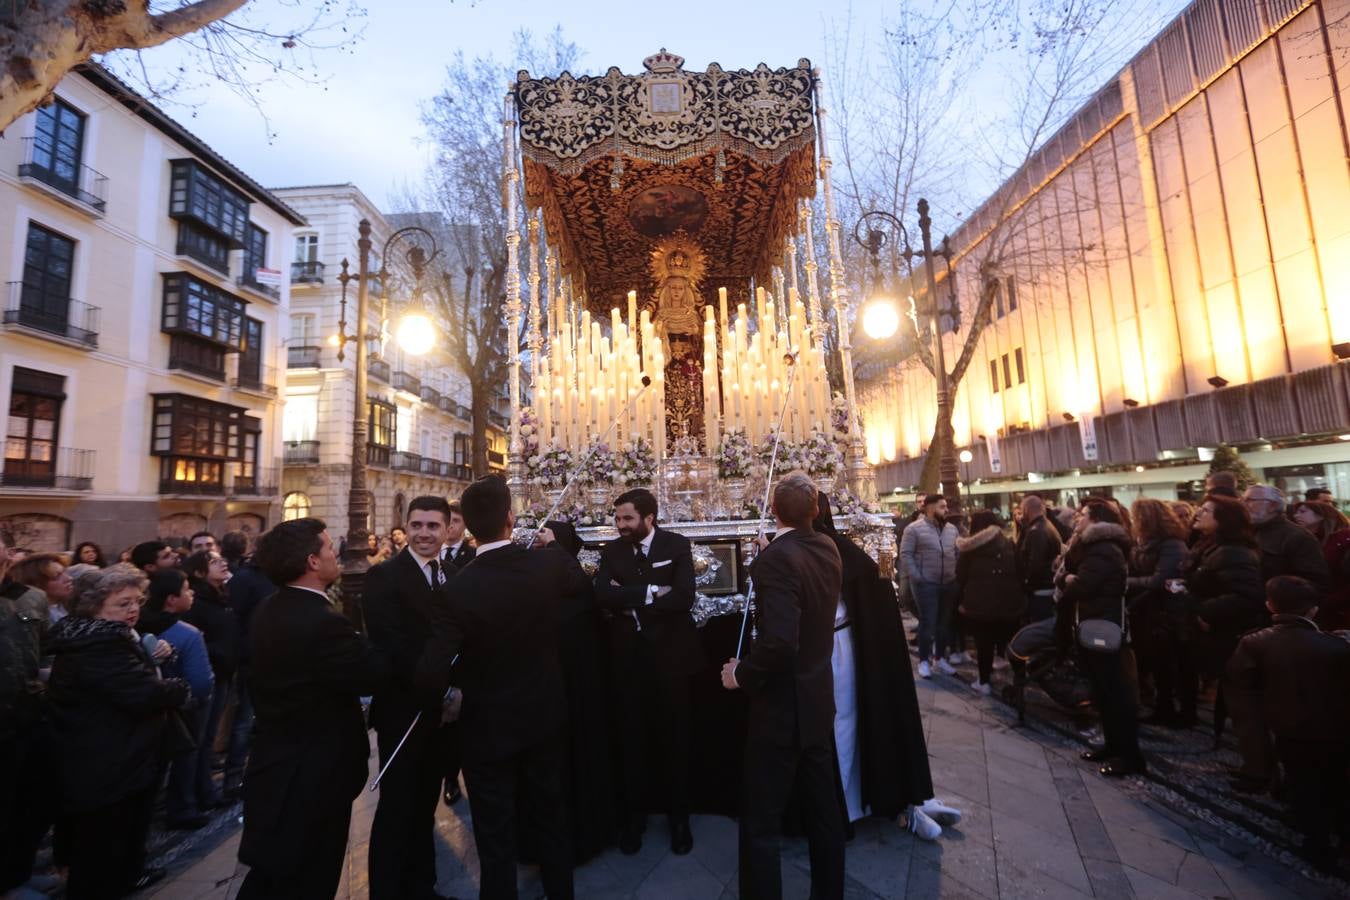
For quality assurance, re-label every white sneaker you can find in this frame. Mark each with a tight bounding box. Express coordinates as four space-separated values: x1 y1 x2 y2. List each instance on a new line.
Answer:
992 656 1010 671
973 681 991 696
907 806 943 841
936 658 957 676
920 798 963 827
918 660 932 679
947 652 966 666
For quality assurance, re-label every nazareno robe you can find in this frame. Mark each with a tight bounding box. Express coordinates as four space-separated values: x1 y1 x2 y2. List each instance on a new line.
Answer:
816 494 935 816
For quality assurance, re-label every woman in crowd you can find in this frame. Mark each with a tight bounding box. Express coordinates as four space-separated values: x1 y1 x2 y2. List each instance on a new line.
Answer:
182 551 240 811
47 564 189 898
1291 500 1350 631
1057 498 1145 777
955 511 1023 695
71 542 106 568
1126 499 1192 727
141 569 215 830
10 552 75 627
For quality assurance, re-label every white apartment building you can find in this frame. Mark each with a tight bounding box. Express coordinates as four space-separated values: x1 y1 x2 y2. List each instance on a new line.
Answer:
272 184 507 538
0 64 303 552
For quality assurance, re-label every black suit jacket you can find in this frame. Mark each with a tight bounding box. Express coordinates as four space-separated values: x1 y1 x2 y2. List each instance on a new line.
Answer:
241 585 388 868
417 543 588 762
364 548 450 732
593 527 703 676
739 528 842 749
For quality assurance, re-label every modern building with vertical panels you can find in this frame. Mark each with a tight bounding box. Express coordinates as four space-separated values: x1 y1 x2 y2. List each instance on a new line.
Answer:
0 64 304 552
860 0 1350 509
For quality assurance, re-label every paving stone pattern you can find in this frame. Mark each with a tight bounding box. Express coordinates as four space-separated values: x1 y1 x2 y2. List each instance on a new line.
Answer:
144 648 1348 900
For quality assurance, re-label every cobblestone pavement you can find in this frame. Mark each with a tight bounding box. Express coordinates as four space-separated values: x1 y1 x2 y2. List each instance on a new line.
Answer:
140 650 1349 900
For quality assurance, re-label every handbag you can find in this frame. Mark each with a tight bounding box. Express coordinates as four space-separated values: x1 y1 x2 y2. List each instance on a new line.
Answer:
1075 588 1127 654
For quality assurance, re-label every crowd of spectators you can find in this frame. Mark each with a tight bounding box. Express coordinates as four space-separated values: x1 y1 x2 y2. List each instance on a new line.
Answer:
896 478 1350 869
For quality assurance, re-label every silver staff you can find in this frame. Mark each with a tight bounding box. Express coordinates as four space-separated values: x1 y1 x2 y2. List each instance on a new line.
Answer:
735 350 801 659
372 375 655 789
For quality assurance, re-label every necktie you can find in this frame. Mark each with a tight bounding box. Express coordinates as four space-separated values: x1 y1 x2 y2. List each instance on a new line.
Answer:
428 559 441 589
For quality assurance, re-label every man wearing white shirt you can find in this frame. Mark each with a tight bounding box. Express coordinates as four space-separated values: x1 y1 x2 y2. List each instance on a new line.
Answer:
594 488 701 856
363 497 457 900
441 499 476 570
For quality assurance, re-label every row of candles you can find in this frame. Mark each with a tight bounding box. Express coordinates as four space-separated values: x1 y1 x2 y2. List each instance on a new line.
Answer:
531 285 835 461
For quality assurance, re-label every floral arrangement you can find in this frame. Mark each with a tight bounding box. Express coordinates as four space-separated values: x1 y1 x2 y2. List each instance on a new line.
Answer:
526 442 572 487
514 498 599 531
517 406 541 459
803 431 842 476
581 441 616 484
830 392 851 439
717 428 753 479
831 486 880 519
613 437 656 485
755 432 808 475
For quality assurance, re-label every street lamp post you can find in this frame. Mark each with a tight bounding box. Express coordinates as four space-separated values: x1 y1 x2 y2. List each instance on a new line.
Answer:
959 448 974 508
332 218 440 624
854 199 962 518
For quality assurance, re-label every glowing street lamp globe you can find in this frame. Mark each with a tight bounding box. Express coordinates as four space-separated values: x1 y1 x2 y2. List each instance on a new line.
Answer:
959 449 974 464
395 311 436 356
862 298 901 340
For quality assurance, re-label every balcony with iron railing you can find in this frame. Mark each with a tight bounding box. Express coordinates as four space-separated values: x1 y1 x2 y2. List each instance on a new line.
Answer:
18 138 108 214
391 450 423 473
367 444 392 467
436 395 454 414
237 271 281 302
232 363 278 397
3 282 100 348
369 358 391 383
284 440 320 464
287 345 321 368
231 465 279 497
418 457 440 476
420 385 442 405
291 260 325 284
450 463 473 481
488 411 509 429
0 447 95 491
392 370 422 394
488 450 506 468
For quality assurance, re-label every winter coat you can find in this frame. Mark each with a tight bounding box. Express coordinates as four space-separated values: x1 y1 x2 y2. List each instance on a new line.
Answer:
956 526 1025 622
1183 540 1265 636
1253 515 1330 589
1015 515 1062 594
47 616 189 812
1226 615 1350 744
1055 522 1131 636
899 517 958 585
0 580 48 741
226 561 275 666
1315 529 1350 632
1126 537 1189 638
184 577 241 681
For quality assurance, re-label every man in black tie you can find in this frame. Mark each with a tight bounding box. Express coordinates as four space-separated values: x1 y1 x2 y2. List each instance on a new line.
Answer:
442 499 476 570
438 502 472 808
593 487 700 855
238 519 389 900
721 472 845 900
417 476 581 900
364 496 457 900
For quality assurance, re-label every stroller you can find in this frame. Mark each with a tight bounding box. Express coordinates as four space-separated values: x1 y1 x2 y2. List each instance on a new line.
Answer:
1003 591 1094 723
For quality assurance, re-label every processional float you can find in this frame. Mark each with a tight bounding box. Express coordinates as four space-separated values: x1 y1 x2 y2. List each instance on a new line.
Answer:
502 50 895 613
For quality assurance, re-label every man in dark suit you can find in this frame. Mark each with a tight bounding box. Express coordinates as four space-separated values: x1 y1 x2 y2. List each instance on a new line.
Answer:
418 476 580 900
722 472 845 900
364 496 458 900
593 487 700 855
238 518 389 900
438 499 472 808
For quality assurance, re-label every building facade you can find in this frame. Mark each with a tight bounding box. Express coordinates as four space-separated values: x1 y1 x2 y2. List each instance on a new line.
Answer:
273 185 507 541
860 0 1350 509
0 64 302 552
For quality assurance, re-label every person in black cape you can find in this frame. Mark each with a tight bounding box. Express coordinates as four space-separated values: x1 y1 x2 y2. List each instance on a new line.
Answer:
813 493 962 839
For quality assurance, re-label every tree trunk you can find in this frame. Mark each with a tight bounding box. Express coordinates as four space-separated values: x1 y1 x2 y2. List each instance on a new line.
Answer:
918 415 942 493
470 385 490 478
0 0 245 132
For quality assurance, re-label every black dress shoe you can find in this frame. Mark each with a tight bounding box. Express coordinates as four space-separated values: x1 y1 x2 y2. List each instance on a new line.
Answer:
1100 759 1147 778
132 867 167 890
618 827 642 855
1081 747 1113 762
443 784 462 807
669 818 693 855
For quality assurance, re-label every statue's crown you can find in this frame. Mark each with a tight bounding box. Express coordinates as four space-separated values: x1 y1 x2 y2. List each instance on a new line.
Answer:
643 49 685 74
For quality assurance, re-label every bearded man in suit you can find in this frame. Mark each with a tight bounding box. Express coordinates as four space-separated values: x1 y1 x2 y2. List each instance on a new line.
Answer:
593 487 700 855
721 472 845 900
